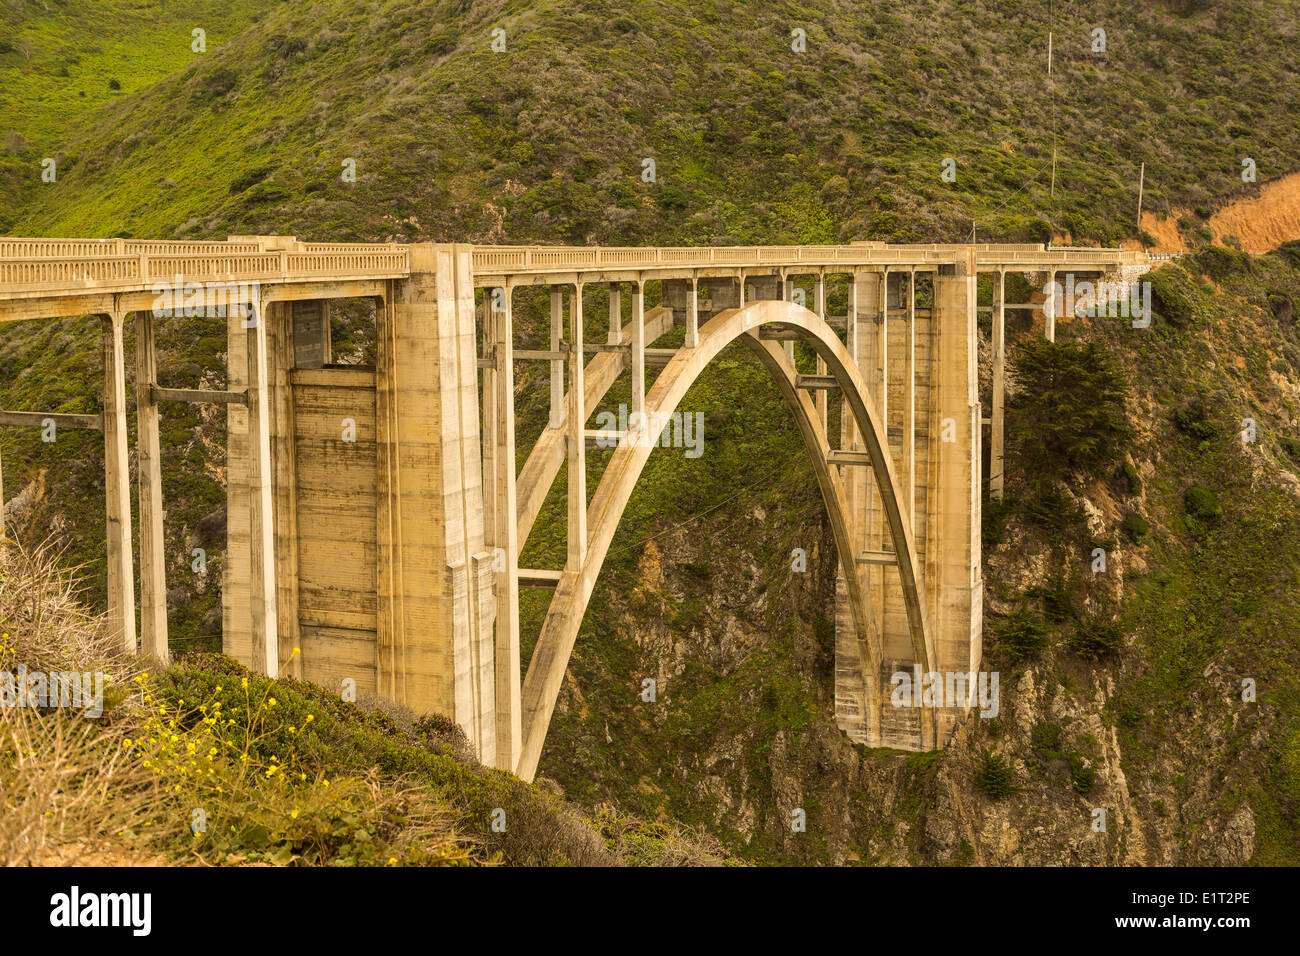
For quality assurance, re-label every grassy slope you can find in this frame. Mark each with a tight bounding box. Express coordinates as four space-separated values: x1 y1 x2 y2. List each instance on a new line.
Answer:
6 0 1300 243
0 0 278 228
2 0 1300 863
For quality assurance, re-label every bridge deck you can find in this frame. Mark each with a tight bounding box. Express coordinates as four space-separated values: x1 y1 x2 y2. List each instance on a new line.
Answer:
0 238 1149 322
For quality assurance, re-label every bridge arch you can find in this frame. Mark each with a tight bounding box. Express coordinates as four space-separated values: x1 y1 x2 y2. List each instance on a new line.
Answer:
516 298 936 780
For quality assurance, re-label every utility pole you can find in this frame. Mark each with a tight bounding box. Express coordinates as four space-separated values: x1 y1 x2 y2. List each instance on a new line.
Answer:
1136 162 1146 235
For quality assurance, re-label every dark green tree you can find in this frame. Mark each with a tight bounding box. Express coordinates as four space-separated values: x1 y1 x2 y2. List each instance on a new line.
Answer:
1008 338 1134 481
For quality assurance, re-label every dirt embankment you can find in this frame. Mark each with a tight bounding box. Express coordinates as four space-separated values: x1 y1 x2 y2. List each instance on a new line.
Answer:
1132 171 1300 254
1207 172 1300 253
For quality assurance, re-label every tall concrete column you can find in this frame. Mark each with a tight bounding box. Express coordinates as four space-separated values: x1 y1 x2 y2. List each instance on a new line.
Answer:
376 243 496 765
854 268 887 645
224 307 251 664
101 310 136 654
903 270 916 532
246 296 279 677
631 281 645 434
1045 268 1057 341
814 273 827 430
685 275 699 349
567 283 587 567
269 301 301 680
549 288 564 428
834 268 883 747
134 311 168 660
491 284 521 770
991 270 1006 498
929 252 983 742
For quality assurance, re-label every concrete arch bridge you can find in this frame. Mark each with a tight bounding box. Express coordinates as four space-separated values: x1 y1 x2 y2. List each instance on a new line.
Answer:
0 238 1147 779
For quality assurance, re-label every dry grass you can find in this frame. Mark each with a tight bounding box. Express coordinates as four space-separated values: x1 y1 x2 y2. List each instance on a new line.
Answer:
0 539 477 866
0 539 158 865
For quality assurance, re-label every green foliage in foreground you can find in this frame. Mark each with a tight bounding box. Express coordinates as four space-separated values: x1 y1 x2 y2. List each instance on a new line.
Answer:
153 653 615 865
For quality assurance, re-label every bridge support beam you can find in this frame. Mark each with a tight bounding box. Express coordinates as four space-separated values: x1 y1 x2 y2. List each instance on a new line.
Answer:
246 297 279 677
488 285 521 770
1045 268 1057 341
631 281 646 431
224 246 499 764
928 254 983 742
903 270 916 528
549 288 564 428
567 283 587 567
835 269 878 744
814 274 827 430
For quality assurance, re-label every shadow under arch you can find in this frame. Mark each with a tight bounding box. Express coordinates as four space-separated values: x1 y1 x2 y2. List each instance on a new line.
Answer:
516 298 935 780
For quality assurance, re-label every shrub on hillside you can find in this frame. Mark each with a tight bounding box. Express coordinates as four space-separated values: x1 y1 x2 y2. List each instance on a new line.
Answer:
992 606 1049 663
1194 246 1253 282
1067 754 1097 794
974 749 1016 798
1184 484 1222 521
1021 483 1089 531
1122 511 1151 543
1173 397 1222 443
1267 292 1295 327
1147 265 1202 328
1122 460 1143 496
1069 615 1124 660
1033 571 1075 624
1030 722 1064 760
1280 435 1300 465
1274 241 1300 271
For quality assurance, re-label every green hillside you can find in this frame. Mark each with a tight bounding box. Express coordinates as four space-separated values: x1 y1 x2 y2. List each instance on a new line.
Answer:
5 0 1300 244
0 0 277 227
2 0 1300 864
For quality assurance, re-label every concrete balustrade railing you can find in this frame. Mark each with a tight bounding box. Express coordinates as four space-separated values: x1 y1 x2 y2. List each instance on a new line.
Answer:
285 251 410 275
0 246 411 297
0 237 1145 304
0 238 265 257
146 253 284 280
0 255 142 286
467 243 1144 276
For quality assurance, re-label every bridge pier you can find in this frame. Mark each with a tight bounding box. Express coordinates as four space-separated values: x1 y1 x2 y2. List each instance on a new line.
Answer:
835 254 982 749
224 244 498 764
486 284 521 770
